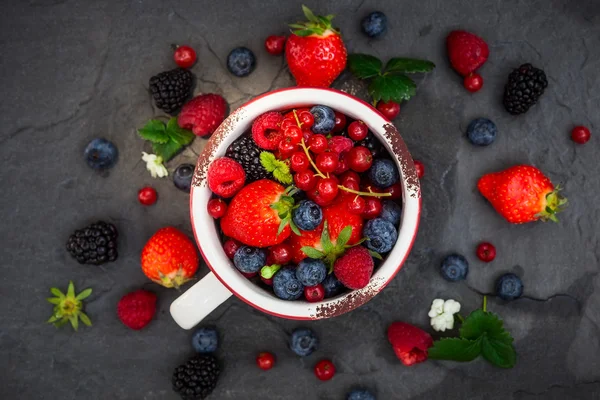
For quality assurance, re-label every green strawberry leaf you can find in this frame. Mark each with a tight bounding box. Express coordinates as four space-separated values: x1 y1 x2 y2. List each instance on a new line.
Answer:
428 337 482 362
138 120 169 144
335 225 353 247
320 222 334 254
152 140 183 162
293 29 315 37
385 58 436 74
69 315 79 331
369 74 417 103
79 312 92 327
67 281 75 298
302 5 319 23
289 219 301 236
75 288 92 301
460 310 514 345
50 288 65 299
348 54 383 79
481 335 517 368
301 247 325 259
166 117 195 145
47 297 61 305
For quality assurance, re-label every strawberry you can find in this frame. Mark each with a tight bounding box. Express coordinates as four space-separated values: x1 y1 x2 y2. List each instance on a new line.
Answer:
117 290 157 330
221 180 300 247
178 94 227 136
447 30 489 77
141 227 199 288
387 322 433 366
477 165 567 224
286 6 347 87
333 246 374 289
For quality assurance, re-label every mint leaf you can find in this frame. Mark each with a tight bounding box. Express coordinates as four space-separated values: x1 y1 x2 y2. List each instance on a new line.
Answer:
481 336 517 368
320 222 334 254
273 168 293 185
152 140 183 162
261 152 292 184
369 74 416 103
428 337 482 362
335 225 353 247
348 54 383 79
385 58 435 74
166 117 195 145
460 310 514 345
138 120 169 144
260 152 277 171
301 247 325 259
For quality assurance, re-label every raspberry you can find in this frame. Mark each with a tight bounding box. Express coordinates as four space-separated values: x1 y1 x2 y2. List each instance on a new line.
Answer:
387 322 433 366
333 246 374 289
207 157 246 198
178 94 227 137
117 290 157 330
251 111 284 150
328 135 353 155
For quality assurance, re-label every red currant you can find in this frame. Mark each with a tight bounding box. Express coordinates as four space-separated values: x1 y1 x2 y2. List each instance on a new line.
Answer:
207 198 228 219
334 154 349 175
269 244 292 265
362 198 382 219
173 45 197 68
314 177 339 205
264 35 286 55
476 242 496 262
294 170 317 191
384 182 402 200
223 239 240 259
347 196 366 214
261 276 273 286
304 284 325 302
414 160 425 179
299 111 315 129
278 139 296 159
290 152 309 172
333 111 347 132
138 187 157 206
308 134 328 154
314 359 336 381
302 129 313 142
347 121 369 141
285 126 303 144
257 352 276 370
316 152 339 173
339 171 360 186
241 271 257 279
347 146 373 172
376 101 401 119
464 73 483 93
571 126 591 144
281 118 296 131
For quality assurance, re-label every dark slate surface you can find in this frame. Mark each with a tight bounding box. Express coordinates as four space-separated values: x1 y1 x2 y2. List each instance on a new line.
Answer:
1 0 599 399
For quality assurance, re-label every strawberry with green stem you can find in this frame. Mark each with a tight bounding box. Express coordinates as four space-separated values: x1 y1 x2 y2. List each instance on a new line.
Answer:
47 281 93 331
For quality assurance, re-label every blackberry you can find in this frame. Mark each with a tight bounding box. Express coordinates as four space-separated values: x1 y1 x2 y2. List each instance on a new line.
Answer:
149 68 194 114
225 135 271 182
66 221 118 265
172 354 220 400
357 132 385 159
503 63 548 115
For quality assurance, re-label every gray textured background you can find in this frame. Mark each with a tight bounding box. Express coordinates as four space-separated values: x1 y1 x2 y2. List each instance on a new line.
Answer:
1 0 599 399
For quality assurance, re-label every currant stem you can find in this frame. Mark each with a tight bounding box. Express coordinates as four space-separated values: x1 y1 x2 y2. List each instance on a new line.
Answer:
483 296 487 312
338 185 391 197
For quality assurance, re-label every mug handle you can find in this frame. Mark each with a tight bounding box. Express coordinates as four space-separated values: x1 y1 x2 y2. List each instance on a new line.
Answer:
170 272 232 329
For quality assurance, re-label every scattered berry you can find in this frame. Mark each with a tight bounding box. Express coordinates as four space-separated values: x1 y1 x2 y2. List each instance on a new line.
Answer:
387 322 433 366
226 135 271 182
172 354 220 400
227 47 256 77
252 111 284 150
149 68 193 114
311 105 336 134
191 327 219 353
503 63 548 115
296 258 327 287
173 164 195 192
476 242 496 262
84 138 118 170
178 93 227 137
347 389 377 400
290 328 318 356
446 30 489 77
294 170 317 191
304 284 325 302
269 243 292 265
292 200 323 231
376 100 400 119
347 146 373 172
233 246 267 274
265 35 286 55
334 246 374 289
257 352 276 370
207 198 228 219
363 218 397 254
361 197 382 219
322 273 344 298
466 118 497 146
380 200 401 226
173 45 197 68
314 359 336 381
207 157 246 198
571 126 591 144
414 160 425 179
348 120 369 141
496 273 523 301
361 11 387 38
138 186 157 206
440 254 469 282
223 239 240 259
309 134 329 153
368 159 399 188
464 72 483 92
316 152 339 173
117 289 157 330
66 221 118 265
333 111 347 132
273 268 304 300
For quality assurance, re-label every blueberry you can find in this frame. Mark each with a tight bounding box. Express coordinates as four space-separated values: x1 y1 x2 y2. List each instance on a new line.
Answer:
322 273 344 298
310 105 336 134
84 138 118 169
289 328 318 356
347 388 377 400
233 246 266 273
292 200 323 231
380 200 402 226
227 47 256 77
466 118 497 146
273 268 304 300
173 164 194 192
191 327 218 353
363 218 398 254
361 11 387 38
440 254 469 282
368 159 399 188
296 258 327 287
495 273 523 301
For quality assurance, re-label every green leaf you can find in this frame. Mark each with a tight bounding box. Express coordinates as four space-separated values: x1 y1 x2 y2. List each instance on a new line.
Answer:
385 58 436 74
69 315 79 331
138 120 169 144
152 140 183 162
47 297 61 305
50 288 65 298
47 315 59 323
261 264 282 279
335 226 353 247
428 337 482 362
289 23 306 29
293 29 315 37
273 168 293 185
347 54 383 79
261 152 292 184
79 312 92 327
302 5 319 23
301 247 325 259
320 222 334 254
75 288 92 301
67 281 75 298
460 310 514 345
260 152 277 171
166 117 195 145
289 220 301 236
481 335 517 368
277 218 288 235
369 74 416 103
368 250 383 260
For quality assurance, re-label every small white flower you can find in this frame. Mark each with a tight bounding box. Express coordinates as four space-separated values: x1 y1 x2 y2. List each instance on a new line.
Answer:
142 152 168 178
428 298 461 332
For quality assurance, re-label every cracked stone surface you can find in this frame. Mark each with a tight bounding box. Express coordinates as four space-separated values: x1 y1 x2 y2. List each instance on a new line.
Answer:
1 0 599 399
